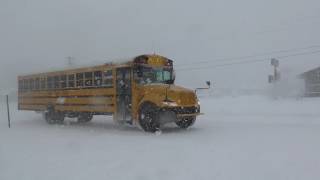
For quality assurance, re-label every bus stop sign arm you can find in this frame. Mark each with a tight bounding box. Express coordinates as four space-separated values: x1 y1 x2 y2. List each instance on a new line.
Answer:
195 81 211 93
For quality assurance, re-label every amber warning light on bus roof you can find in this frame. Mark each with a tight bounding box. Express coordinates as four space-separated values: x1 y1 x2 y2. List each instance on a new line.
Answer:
134 55 173 67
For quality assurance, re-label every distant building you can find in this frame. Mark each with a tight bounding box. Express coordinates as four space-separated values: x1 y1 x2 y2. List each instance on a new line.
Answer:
300 67 320 97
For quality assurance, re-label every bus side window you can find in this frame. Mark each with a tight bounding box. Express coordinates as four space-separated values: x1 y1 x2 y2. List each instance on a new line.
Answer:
23 79 28 92
103 70 113 87
85 72 93 87
76 73 84 87
54 76 60 89
47 76 53 89
30 79 34 91
35 78 40 90
68 74 75 88
94 71 102 86
18 80 23 92
61 75 67 88
40 77 46 90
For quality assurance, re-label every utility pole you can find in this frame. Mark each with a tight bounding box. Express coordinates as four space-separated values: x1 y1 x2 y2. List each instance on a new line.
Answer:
268 58 280 83
66 56 75 67
6 95 11 128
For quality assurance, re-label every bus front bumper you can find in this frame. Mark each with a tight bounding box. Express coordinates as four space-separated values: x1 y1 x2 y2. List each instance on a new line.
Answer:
158 105 202 124
176 112 204 117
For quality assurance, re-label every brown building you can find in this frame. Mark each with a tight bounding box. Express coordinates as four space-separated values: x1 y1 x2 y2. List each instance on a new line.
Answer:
300 67 320 97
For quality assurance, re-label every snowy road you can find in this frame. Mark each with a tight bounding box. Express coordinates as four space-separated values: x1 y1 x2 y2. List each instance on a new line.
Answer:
1 95 320 180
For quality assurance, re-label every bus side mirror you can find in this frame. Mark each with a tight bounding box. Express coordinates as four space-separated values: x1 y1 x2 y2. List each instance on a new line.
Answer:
206 81 211 87
195 81 212 93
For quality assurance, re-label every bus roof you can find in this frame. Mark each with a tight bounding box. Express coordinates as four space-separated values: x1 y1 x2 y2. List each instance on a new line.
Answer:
18 54 172 79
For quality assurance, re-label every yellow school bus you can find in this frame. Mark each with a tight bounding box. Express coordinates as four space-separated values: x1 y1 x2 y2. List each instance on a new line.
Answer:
18 54 201 132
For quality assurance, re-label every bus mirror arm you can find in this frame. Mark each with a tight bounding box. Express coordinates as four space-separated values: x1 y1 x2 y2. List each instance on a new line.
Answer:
195 81 211 94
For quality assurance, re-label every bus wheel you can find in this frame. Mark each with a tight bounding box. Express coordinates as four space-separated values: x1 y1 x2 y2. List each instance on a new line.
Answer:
78 113 93 123
54 112 65 124
139 103 160 133
44 111 55 124
176 116 196 129
44 111 64 124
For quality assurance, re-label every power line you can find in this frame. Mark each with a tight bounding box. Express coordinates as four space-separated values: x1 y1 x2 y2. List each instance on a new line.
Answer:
176 49 320 71
177 44 320 67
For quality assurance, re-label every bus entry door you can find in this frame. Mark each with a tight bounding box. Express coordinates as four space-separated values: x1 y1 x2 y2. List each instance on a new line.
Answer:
116 68 132 123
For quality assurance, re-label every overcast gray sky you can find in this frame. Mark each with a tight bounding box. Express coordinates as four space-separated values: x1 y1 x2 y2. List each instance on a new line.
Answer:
1 0 320 90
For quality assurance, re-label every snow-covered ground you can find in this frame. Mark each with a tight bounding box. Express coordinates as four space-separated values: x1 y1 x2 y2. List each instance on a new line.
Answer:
1 95 320 180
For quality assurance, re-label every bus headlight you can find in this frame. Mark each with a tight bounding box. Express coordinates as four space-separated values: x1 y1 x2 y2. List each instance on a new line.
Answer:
162 101 178 107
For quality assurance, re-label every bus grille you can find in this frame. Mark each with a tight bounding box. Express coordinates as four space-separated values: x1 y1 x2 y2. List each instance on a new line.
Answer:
169 106 199 114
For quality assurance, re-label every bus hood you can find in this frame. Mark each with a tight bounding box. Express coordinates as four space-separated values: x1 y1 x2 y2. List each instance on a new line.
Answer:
142 84 198 107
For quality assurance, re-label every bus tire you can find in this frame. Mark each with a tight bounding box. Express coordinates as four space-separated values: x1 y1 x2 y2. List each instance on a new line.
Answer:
139 103 160 133
176 116 196 129
44 111 55 124
78 113 93 123
44 111 64 124
54 112 65 124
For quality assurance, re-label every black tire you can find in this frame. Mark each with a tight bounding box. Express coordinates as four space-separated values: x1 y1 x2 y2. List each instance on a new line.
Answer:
44 111 55 124
54 112 65 124
78 113 93 123
139 103 160 133
176 116 196 129
44 111 65 124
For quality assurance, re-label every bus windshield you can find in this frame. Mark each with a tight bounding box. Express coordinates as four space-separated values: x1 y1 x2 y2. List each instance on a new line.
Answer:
134 66 174 85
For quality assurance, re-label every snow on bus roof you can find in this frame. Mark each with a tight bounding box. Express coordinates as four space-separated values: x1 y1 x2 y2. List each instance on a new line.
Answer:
18 56 134 77
18 54 170 78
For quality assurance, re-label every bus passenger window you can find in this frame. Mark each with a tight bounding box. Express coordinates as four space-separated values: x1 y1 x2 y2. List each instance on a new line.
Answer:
68 74 75 88
94 71 102 86
85 72 93 86
40 78 46 90
54 76 60 89
76 73 84 87
23 79 28 91
47 77 53 89
35 78 40 90
30 79 34 91
18 80 23 92
61 75 67 88
102 70 113 87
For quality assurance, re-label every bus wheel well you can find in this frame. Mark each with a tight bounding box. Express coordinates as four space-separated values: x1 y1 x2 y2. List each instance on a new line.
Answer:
44 104 65 124
139 101 157 112
138 102 160 132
